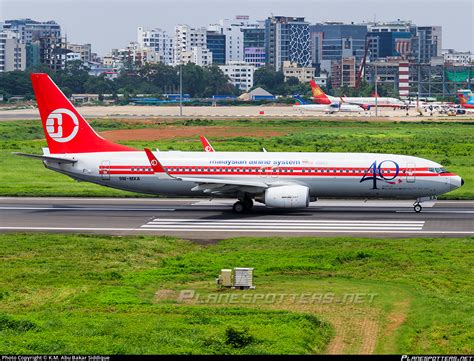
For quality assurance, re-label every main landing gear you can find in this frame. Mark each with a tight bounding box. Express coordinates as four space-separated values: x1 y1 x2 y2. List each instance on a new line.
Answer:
413 201 422 213
233 198 254 214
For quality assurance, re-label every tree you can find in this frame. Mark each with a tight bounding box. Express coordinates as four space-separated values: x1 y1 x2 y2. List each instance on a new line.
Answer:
285 76 300 87
253 66 285 94
138 63 178 93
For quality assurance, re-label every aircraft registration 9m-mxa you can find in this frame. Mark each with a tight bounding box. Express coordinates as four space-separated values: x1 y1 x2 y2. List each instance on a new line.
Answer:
19 73 464 213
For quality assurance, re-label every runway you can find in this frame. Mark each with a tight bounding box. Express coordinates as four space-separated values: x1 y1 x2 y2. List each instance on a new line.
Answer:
0 197 472 239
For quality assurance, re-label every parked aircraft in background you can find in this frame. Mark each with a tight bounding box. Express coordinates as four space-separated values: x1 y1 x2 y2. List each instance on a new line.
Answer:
458 93 474 109
17 73 463 214
293 95 340 113
295 93 366 113
310 80 405 109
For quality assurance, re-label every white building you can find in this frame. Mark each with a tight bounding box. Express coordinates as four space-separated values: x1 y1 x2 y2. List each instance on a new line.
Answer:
282 61 315 83
0 30 26 72
174 24 207 64
66 43 92 62
137 27 173 64
442 49 474 65
209 16 263 64
66 52 81 62
219 61 255 91
367 20 413 33
181 46 212 66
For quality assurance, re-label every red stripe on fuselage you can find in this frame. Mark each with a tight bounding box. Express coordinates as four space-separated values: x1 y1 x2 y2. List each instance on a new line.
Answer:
98 165 453 177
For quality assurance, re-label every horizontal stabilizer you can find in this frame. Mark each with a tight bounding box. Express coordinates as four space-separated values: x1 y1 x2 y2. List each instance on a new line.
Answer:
14 152 78 164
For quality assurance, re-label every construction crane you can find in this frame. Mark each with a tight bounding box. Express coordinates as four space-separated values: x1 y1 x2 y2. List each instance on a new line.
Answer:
356 35 371 89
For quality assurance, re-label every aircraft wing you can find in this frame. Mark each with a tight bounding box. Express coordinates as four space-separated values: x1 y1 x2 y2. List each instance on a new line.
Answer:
143 148 269 194
14 152 78 164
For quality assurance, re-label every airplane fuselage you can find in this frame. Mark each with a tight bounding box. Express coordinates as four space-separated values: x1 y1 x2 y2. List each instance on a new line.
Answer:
46 151 461 200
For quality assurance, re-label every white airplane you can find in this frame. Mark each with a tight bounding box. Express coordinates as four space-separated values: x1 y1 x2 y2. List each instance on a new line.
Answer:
297 90 366 113
310 80 405 109
18 73 464 213
293 95 340 113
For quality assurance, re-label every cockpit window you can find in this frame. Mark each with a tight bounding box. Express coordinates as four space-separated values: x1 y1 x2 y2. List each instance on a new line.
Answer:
433 167 448 174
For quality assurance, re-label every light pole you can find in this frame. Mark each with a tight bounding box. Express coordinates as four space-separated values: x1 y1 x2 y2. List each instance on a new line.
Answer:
374 64 378 117
179 63 183 117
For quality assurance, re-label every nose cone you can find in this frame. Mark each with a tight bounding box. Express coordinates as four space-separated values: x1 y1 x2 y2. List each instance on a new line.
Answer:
450 175 464 190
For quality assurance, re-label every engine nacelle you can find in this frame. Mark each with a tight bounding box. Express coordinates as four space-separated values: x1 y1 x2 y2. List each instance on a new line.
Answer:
264 185 310 208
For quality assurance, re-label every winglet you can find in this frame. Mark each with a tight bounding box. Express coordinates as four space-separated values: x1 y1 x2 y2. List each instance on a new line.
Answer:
144 148 174 179
199 136 215 152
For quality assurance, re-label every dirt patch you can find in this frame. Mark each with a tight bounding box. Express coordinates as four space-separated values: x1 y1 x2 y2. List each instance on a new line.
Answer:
100 126 287 141
154 289 178 302
379 298 411 353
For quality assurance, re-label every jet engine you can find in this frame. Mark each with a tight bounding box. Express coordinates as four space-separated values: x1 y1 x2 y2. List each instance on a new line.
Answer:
264 185 310 208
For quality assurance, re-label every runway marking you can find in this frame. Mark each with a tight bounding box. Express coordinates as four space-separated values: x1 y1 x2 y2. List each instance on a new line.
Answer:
0 207 175 211
396 210 474 214
0 227 473 235
148 218 426 224
140 219 425 231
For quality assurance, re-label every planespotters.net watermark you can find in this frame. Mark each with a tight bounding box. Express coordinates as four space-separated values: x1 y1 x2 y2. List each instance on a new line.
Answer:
177 290 378 305
401 357 474 361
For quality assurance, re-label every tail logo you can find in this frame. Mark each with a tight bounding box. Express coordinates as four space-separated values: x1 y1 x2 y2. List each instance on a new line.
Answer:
46 108 79 143
204 145 213 152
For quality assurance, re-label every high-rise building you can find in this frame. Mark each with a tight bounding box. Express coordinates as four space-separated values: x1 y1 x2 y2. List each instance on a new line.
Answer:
25 42 40 68
2 18 61 44
209 16 253 63
3 18 64 70
206 31 226 64
367 20 413 60
0 30 26 72
137 27 173 64
310 22 367 74
265 16 311 71
331 56 356 89
412 26 442 64
174 25 207 64
242 26 265 67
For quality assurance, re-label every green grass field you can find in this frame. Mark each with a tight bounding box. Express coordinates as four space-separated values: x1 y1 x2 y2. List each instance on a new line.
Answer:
0 233 472 354
0 118 473 198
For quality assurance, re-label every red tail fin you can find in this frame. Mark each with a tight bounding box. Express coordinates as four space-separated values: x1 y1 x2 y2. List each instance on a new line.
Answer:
458 93 468 105
309 80 331 105
30 73 135 154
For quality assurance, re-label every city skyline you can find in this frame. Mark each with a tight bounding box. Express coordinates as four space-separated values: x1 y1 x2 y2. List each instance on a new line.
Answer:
1 0 473 56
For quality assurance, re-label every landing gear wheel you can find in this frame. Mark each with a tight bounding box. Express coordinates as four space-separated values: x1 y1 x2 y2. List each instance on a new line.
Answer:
414 203 422 213
243 199 253 211
233 201 245 214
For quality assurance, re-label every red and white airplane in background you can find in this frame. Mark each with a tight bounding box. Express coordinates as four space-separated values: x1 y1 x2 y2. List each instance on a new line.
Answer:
310 80 405 109
18 73 463 213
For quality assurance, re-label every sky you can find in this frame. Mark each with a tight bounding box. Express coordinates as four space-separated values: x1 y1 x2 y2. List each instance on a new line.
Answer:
1 0 473 56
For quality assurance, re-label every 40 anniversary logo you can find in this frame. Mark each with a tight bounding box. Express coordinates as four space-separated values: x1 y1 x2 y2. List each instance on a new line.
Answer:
360 160 403 189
